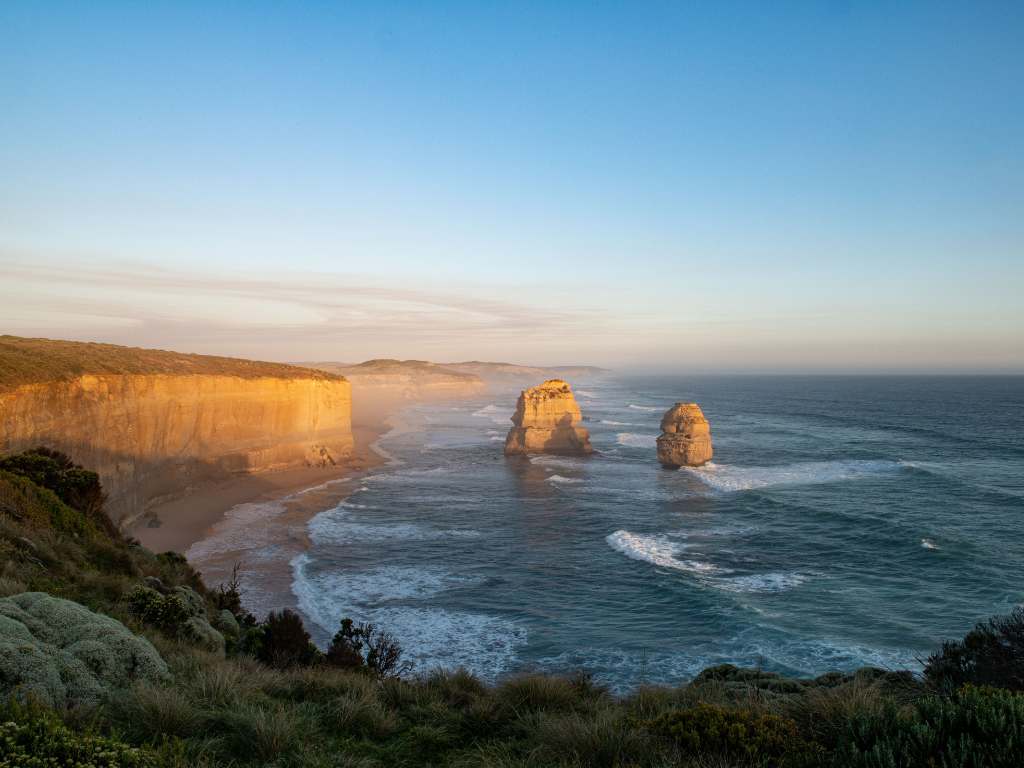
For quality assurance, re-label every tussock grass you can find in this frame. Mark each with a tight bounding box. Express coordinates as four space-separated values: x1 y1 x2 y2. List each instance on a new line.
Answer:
496 674 586 714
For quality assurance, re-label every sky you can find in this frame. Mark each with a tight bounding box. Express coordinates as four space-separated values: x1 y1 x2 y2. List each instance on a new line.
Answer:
1 2 1022 372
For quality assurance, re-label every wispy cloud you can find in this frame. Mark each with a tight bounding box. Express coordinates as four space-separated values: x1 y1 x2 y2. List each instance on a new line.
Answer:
0 257 624 363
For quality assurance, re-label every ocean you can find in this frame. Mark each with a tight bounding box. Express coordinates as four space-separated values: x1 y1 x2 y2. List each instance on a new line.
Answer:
197 376 1024 691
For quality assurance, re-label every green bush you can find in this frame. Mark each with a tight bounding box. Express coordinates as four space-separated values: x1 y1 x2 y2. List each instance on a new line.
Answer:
258 609 319 668
0 448 112 536
127 586 192 635
643 703 824 767
925 608 1024 692
0 700 154 767
837 684 1024 767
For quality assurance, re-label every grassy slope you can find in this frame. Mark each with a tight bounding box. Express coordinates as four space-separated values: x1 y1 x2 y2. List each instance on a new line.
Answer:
0 335 343 394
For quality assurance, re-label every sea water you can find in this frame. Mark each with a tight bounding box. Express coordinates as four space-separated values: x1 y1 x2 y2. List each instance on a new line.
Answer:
284 376 1021 689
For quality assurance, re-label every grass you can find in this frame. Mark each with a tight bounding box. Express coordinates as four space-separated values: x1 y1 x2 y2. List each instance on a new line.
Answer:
0 334 343 393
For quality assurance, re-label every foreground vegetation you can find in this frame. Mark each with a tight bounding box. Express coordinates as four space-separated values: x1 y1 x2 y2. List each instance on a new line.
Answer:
1 448 1022 767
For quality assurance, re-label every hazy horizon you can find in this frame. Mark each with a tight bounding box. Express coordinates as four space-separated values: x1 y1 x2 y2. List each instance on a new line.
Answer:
2 3 1022 373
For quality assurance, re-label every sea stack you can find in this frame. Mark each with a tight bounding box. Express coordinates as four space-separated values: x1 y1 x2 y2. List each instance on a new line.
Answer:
656 402 713 467
504 379 593 456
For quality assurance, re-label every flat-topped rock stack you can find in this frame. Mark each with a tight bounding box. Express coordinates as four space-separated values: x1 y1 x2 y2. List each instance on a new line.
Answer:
656 402 713 467
504 379 593 456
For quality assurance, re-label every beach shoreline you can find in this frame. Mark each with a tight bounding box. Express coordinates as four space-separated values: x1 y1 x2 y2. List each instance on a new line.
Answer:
130 423 390 555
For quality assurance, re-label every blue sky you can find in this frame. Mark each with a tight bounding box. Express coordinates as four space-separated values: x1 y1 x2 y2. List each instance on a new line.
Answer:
1 2 1022 371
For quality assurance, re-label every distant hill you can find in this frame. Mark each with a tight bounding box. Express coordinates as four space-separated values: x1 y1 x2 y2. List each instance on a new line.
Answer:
299 359 487 401
298 359 608 395
0 335 341 394
444 361 609 382
306 359 481 381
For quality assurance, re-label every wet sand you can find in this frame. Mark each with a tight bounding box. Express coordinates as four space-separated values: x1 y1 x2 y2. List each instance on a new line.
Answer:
131 424 387 555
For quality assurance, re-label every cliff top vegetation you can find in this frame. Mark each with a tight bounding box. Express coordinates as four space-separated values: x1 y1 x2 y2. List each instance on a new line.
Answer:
0 336 344 393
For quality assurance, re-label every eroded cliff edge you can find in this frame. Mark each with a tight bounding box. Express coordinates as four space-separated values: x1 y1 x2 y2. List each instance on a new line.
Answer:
0 337 354 527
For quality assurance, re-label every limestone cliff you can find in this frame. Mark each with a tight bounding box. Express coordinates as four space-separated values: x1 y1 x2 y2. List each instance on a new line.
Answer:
656 402 713 467
504 379 592 456
0 337 353 526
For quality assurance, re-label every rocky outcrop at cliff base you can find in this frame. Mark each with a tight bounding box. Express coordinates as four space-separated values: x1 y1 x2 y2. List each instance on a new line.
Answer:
504 379 592 456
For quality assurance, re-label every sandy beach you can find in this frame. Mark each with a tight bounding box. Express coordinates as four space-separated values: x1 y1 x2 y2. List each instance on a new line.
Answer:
131 423 389 555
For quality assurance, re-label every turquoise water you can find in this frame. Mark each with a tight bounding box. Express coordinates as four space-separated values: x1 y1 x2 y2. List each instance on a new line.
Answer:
290 376 1024 690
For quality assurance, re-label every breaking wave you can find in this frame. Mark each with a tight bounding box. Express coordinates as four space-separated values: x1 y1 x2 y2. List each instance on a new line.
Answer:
683 460 900 493
616 433 657 448
627 404 658 411
291 555 525 680
605 530 721 575
606 530 810 594
473 404 509 425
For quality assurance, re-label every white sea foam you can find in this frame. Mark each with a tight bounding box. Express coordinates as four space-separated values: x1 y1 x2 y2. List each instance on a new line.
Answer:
717 573 809 593
683 460 899 493
548 474 583 485
601 420 639 426
473 404 509 424
530 455 585 470
490 435 505 442
606 530 721 575
576 390 597 399
291 555 525 680
627 404 658 411
308 508 480 545
186 500 285 561
292 557 470 609
920 538 940 550
616 433 657 448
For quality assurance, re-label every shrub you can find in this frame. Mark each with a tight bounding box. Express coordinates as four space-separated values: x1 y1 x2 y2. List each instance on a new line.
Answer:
211 562 245 618
0 591 168 708
325 617 412 678
258 609 319 668
925 607 1024 692
127 585 192 636
0 448 113 536
836 684 1024 767
644 703 824 767
0 699 154 767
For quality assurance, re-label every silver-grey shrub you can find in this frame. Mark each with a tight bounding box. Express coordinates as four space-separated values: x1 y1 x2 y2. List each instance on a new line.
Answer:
0 591 169 707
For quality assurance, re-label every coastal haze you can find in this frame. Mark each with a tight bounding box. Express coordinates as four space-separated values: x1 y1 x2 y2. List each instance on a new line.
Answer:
2 3 1024 764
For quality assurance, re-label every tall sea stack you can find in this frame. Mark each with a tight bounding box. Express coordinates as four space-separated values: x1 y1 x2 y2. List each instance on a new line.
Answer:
656 402 712 467
504 379 592 456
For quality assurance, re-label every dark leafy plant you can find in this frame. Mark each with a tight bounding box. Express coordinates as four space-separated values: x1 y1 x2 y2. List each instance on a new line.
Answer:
836 684 1024 767
325 617 412 678
258 609 320 668
0 447 113 535
925 607 1024 692
127 584 192 636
